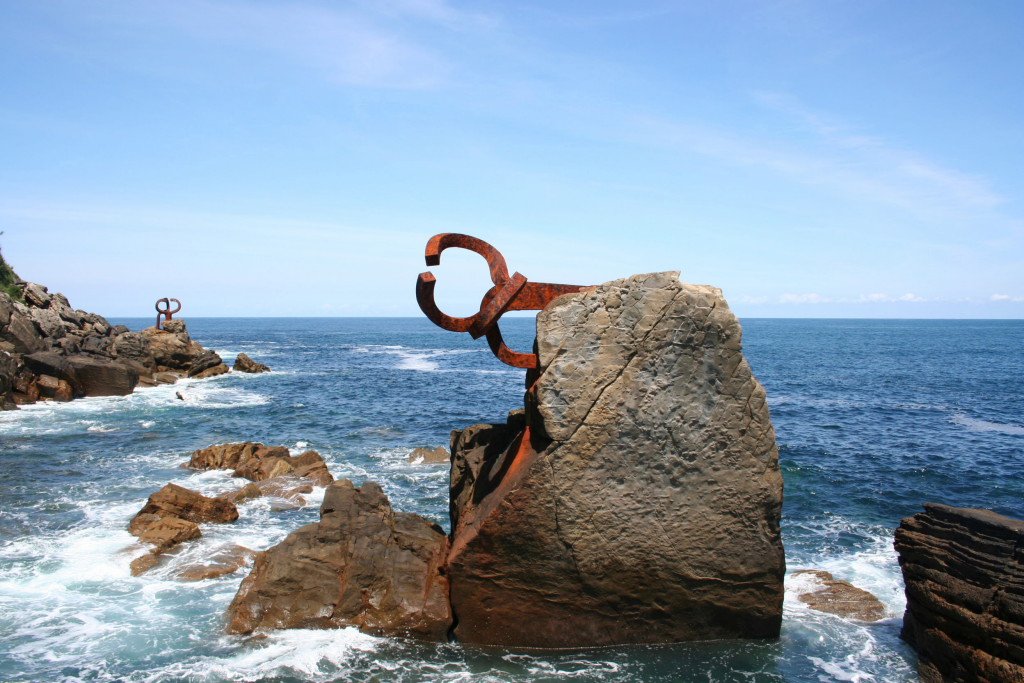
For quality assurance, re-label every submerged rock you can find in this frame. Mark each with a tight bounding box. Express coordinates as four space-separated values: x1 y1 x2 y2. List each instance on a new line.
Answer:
226 480 451 640
895 503 1024 683
407 446 449 464
189 442 333 486
791 570 886 622
177 545 255 581
233 353 270 373
447 272 785 647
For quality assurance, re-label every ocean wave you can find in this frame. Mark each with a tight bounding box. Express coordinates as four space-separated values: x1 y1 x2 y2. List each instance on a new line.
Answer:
950 414 1024 436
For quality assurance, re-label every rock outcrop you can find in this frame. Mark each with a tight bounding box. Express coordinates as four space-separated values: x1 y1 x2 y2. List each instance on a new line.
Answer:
895 503 1024 683
226 480 451 640
233 353 270 373
407 446 449 464
128 484 240 575
791 570 886 622
446 272 785 647
188 442 333 487
0 280 234 408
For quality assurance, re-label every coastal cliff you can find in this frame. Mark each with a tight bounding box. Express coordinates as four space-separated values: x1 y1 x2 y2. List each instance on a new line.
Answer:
0 280 228 408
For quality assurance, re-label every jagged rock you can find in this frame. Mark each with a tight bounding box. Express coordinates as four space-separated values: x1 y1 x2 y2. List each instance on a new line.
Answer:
187 350 224 377
153 372 179 384
189 442 333 486
80 335 112 356
221 477 314 505
233 353 270 373
226 480 451 639
3 308 46 353
111 332 154 370
447 272 785 648
130 513 201 551
0 351 17 410
0 294 11 327
142 322 215 374
12 370 39 404
162 319 187 334
22 282 50 308
791 570 886 621
192 362 228 379
66 356 137 396
177 545 255 581
895 503 1024 683
29 306 64 339
36 374 73 402
131 483 239 527
407 446 449 464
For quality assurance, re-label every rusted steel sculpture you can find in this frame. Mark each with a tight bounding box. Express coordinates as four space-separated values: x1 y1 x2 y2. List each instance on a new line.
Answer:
155 297 181 330
416 233 587 369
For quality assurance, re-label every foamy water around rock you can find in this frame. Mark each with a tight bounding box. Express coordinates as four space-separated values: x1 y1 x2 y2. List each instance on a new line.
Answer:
1 317 1022 681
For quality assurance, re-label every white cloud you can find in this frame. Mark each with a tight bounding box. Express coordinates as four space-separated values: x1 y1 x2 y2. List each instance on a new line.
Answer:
991 294 1024 302
779 293 831 304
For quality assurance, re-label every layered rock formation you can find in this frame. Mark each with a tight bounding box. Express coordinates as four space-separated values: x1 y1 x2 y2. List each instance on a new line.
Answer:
895 503 1024 683
447 272 785 647
233 353 270 373
0 281 231 408
226 480 451 639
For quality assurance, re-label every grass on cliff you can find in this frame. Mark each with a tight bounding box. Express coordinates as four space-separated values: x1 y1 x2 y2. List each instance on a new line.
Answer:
0 239 22 301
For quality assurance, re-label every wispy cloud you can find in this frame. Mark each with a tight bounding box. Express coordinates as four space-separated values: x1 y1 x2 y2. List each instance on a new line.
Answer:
634 92 1005 219
991 294 1024 303
776 292 929 305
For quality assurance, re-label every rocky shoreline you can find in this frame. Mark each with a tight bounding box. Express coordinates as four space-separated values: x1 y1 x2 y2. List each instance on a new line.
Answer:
0 281 269 409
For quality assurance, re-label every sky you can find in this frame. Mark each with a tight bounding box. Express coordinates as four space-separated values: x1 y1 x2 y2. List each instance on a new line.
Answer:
0 0 1022 318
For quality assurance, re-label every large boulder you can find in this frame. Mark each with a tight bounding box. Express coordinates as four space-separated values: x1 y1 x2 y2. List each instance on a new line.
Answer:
65 355 138 396
0 351 17 410
226 480 451 640
233 353 270 373
895 503 1024 683
447 272 785 647
189 442 333 486
2 307 47 354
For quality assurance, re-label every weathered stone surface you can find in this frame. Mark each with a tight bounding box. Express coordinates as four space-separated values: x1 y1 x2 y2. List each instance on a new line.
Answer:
131 483 239 527
226 480 451 640
0 351 17 410
187 350 224 377
36 374 73 402
130 552 163 576
66 356 138 396
192 362 228 379
407 446 449 464
177 545 255 581
29 306 65 339
131 514 201 551
895 503 1024 683
233 353 270 373
448 272 785 647
22 282 50 308
220 477 314 505
153 372 179 384
3 309 46 353
791 570 886 622
111 332 154 370
189 442 333 486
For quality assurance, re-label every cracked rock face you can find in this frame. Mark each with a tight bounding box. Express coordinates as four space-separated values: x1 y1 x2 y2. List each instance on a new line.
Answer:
447 271 785 647
895 503 1024 683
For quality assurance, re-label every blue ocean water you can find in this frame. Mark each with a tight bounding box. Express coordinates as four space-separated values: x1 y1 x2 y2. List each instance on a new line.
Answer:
1 317 1022 682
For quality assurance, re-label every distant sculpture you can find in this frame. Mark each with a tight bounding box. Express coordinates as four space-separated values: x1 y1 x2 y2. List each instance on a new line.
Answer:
155 297 181 330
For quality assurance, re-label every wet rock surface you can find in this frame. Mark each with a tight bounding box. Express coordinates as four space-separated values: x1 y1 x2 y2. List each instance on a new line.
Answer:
895 503 1024 683
132 483 240 526
407 446 449 464
189 442 333 486
226 480 451 640
791 570 886 622
447 272 785 647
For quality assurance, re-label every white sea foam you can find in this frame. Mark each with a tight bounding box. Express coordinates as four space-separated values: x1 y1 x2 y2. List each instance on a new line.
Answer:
951 414 1024 436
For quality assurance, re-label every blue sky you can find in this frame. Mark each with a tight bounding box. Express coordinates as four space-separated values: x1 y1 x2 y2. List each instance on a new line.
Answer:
1 0 1021 317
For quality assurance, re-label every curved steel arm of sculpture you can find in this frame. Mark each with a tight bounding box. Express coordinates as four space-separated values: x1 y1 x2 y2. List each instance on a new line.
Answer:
415 233 587 369
154 297 182 330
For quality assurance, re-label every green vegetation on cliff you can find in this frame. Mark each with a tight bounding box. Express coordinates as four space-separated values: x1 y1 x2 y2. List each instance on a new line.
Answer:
0 235 23 301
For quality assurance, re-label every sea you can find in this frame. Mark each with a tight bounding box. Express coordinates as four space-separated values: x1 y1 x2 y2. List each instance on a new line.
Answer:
1 317 1022 682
